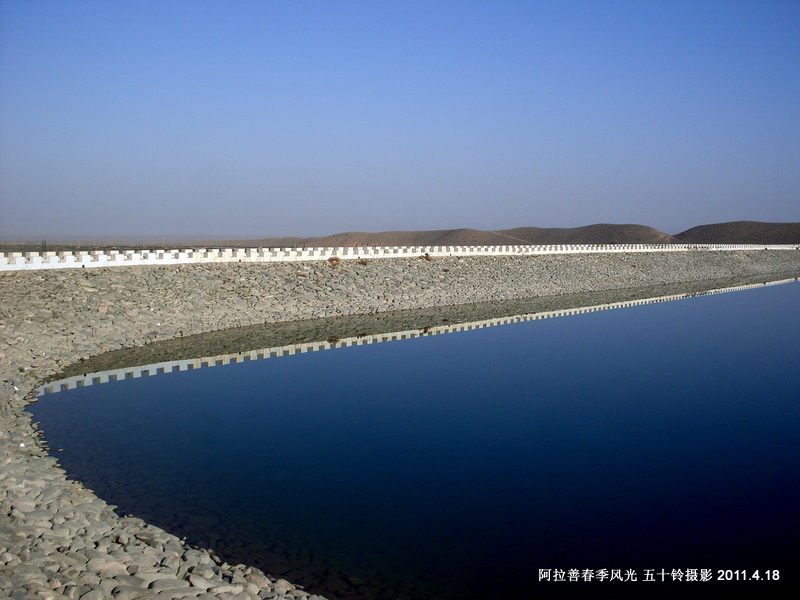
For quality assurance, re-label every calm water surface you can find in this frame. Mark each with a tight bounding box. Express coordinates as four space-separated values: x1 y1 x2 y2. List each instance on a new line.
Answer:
31 283 800 598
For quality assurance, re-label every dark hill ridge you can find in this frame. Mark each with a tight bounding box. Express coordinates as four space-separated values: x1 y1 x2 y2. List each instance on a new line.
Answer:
674 221 800 244
495 224 675 244
252 221 799 248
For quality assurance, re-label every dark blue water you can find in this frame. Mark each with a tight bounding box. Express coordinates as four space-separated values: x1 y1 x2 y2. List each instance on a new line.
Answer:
30 283 800 598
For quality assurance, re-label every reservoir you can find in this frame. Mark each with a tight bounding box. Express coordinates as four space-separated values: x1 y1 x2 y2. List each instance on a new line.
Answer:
30 278 800 599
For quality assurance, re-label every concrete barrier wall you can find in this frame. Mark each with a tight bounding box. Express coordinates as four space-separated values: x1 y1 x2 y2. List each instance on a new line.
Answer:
36 277 797 396
2 243 799 271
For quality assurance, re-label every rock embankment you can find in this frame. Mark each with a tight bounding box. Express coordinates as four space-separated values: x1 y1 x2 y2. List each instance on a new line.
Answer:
2 250 800 599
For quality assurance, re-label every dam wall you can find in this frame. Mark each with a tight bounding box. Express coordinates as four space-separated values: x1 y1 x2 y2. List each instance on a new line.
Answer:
2 242 798 271
3 249 800 599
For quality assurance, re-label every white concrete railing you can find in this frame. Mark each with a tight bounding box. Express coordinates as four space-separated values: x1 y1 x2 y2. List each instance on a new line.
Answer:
2 243 798 272
35 276 798 397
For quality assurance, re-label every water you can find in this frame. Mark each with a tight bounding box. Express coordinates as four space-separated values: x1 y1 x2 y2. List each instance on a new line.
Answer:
30 280 800 598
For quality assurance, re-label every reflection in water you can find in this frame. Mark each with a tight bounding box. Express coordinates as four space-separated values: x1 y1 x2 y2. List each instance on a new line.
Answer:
39 273 798 396
31 272 800 600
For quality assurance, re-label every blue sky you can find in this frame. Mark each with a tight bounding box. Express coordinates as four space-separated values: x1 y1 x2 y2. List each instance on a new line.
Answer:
1 0 798 240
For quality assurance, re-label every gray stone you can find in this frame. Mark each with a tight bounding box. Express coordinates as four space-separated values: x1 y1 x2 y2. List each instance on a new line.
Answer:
112 574 147 588
86 558 129 577
148 578 191 591
207 585 244 595
271 580 294 595
78 590 111 600
188 574 212 590
109 586 150 600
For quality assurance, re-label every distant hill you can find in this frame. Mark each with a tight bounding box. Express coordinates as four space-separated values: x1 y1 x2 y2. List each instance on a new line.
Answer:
254 224 678 248
211 220 800 248
3 221 797 252
255 221 800 248
674 221 800 244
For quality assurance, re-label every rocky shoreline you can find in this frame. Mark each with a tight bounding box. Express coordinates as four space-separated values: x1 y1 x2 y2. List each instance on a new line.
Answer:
2 250 800 599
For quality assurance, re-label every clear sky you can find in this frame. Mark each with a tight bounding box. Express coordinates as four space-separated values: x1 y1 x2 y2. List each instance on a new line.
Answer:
1 0 798 240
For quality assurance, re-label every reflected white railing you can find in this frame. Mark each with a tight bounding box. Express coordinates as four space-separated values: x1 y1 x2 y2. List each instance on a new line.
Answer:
36 277 797 397
3 243 798 271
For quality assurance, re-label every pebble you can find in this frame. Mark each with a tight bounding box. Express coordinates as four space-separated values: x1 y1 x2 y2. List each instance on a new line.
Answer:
1 251 799 599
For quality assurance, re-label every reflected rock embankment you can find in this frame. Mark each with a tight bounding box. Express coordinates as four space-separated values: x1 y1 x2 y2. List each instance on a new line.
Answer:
39 272 798 397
